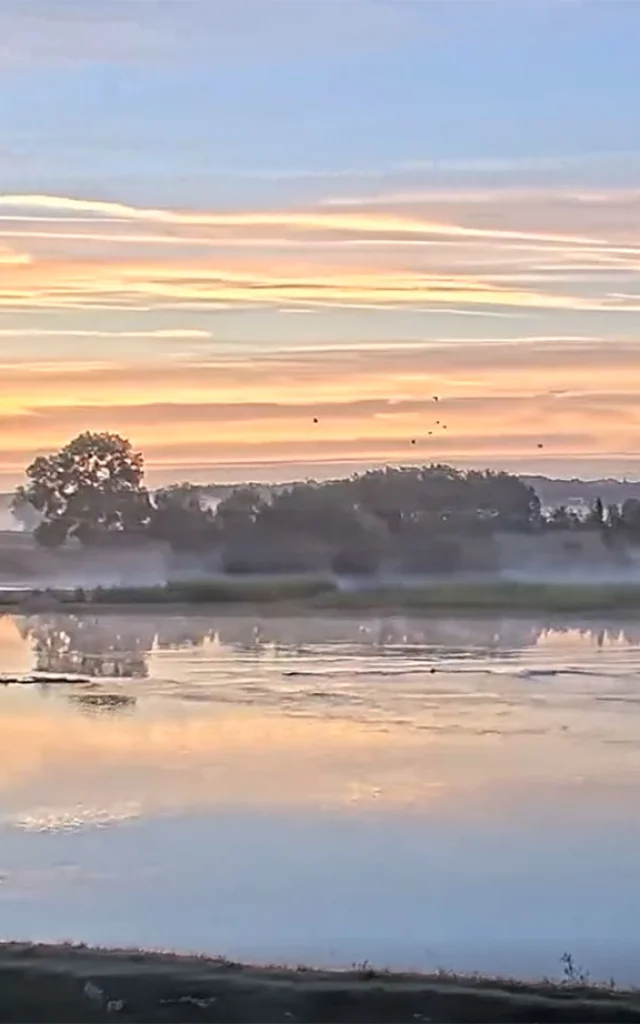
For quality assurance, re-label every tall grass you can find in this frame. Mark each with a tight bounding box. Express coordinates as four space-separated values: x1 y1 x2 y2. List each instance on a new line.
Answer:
0 576 337 608
315 581 640 612
5 578 640 612
98 577 337 604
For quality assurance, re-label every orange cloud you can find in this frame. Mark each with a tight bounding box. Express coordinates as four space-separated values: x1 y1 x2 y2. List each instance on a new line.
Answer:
1 189 640 317
0 340 638 481
0 252 622 313
0 193 608 245
1 185 639 480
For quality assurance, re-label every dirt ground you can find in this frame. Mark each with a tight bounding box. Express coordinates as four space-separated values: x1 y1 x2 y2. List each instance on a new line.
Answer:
0 944 639 1023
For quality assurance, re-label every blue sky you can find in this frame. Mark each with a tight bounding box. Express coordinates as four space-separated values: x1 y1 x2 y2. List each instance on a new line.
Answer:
3 1 640 200
1 0 639 483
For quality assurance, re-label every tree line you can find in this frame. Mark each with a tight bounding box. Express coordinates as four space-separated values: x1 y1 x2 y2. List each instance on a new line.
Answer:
9 431 640 575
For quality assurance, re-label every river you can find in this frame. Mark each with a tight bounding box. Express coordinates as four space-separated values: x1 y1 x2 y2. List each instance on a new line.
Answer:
0 610 639 983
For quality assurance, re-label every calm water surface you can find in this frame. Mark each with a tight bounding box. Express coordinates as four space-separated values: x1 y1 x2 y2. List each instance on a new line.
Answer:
1 611 639 982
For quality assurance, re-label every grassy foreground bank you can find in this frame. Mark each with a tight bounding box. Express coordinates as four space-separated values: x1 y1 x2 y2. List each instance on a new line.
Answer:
0 944 639 1023
6 577 640 613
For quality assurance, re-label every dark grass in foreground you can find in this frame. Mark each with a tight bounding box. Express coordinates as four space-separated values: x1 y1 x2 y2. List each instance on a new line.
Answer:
6 578 640 612
314 580 640 612
0 944 639 1024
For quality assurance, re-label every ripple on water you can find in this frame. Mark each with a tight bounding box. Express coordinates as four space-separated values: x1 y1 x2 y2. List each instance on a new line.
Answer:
0 612 639 981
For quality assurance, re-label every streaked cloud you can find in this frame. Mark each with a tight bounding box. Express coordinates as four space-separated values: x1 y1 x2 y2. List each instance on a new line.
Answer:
0 328 209 340
2 190 640 320
0 193 610 244
0 338 638 482
1 186 638 485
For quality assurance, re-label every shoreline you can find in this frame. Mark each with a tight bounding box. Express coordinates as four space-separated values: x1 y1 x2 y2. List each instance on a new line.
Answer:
0 943 639 1022
3 578 640 615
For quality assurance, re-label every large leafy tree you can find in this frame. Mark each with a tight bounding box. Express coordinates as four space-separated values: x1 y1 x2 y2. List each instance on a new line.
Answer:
214 486 268 533
622 497 640 532
148 483 217 550
343 465 540 532
18 431 152 546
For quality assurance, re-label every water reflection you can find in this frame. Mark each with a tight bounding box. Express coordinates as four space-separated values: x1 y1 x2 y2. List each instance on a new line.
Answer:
12 612 640 684
18 615 155 678
1 611 640 980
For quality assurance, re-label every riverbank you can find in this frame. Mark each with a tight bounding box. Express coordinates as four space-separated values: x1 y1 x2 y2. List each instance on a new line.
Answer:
4 577 640 614
0 943 639 1023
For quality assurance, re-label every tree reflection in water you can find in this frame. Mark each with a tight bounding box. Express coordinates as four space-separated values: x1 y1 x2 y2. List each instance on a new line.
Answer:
17 613 640 690
19 615 156 679
154 617 215 651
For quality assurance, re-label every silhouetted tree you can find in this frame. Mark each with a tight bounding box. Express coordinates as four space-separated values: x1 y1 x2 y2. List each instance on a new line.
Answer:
214 486 267 533
148 483 217 551
589 496 605 528
621 497 640 532
15 432 151 547
547 506 574 529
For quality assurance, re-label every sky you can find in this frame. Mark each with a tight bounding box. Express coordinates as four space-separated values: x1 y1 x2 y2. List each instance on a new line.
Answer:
1 0 640 487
